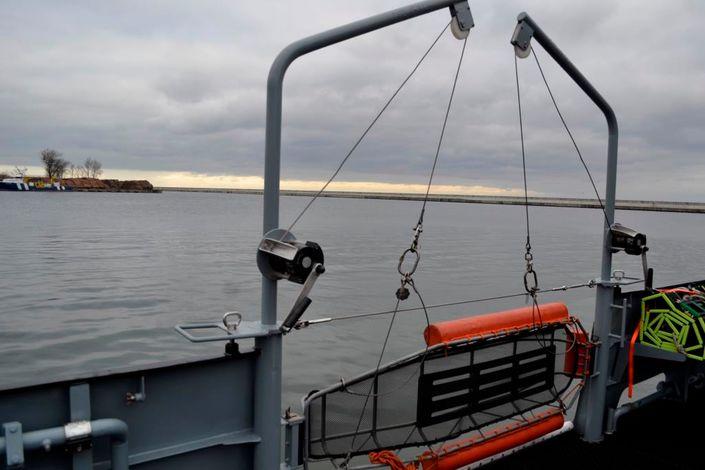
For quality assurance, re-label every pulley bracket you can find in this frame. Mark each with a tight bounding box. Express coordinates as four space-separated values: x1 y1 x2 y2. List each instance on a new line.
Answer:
510 19 534 58
449 2 474 40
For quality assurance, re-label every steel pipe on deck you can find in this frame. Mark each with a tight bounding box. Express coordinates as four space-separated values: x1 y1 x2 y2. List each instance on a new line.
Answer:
0 419 128 470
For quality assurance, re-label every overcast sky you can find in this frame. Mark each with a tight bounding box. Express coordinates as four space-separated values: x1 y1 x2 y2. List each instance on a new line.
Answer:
1 0 704 200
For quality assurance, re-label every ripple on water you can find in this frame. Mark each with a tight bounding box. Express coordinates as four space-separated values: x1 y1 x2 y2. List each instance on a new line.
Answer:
1 192 704 408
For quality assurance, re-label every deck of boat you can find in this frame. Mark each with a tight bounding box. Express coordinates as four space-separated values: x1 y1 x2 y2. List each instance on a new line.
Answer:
489 388 705 469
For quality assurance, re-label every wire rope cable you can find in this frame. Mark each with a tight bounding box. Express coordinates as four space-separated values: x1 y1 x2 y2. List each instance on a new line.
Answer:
514 53 532 255
514 51 545 333
280 21 451 241
416 35 469 226
341 33 469 469
531 48 611 226
295 279 644 329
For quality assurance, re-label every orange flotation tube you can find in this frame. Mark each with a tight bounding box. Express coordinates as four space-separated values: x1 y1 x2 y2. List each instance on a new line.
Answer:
418 410 565 470
424 302 570 346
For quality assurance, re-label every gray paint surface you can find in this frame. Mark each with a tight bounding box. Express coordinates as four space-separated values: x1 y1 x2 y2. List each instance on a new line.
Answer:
0 354 258 469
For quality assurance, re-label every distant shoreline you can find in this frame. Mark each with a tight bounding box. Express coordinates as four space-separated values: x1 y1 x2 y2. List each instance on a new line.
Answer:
0 176 160 193
156 187 705 214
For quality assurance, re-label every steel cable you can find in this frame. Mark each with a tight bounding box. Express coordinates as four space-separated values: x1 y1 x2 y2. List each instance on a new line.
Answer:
341 32 469 469
280 21 451 241
531 48 612 226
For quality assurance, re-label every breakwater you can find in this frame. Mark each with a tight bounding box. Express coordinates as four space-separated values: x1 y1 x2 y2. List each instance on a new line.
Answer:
156 187 705 214
64 178 159 193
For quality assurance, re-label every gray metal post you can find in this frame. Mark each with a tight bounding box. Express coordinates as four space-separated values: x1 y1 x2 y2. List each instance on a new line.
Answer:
512 13 618 442
258 1 468 468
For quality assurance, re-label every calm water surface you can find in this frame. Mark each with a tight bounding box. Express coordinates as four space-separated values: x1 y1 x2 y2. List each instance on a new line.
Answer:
1 191 703 407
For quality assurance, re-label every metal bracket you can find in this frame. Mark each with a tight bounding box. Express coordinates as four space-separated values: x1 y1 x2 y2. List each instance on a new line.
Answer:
64 421 93 454
634 343 687 362
511 19 534 58
3 422 24 469
69 383 93 464
175 319 282 343
126 376 147 405
70 383 91 421
282 410 305 470
449 2 474 39
177 262 325 341
594 275 641 288
589 340 602 377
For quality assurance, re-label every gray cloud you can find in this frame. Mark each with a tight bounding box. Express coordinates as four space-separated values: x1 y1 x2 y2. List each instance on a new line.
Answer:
1 0 704 200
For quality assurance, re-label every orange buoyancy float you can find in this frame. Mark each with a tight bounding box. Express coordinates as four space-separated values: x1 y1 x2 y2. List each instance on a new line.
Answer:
423 302 570 346
418 409 565 470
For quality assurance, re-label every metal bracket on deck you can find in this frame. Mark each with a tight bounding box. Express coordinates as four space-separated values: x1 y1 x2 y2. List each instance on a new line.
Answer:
126 376 147 405
282 410 305 470
2 422 24 469
175 319 282 343
64 420 93 454
69 383 93 467
593 271 643 289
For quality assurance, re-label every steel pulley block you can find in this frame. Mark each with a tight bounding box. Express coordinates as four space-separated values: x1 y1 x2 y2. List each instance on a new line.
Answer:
449 2 474 40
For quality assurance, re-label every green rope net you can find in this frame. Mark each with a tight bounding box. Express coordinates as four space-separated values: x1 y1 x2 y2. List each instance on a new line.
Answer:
640 285 705 360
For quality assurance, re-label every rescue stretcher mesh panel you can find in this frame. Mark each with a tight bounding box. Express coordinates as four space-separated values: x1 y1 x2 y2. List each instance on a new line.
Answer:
305 322 577 459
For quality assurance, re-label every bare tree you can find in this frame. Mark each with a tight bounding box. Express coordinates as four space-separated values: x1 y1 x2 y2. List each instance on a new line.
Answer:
68 164 84 178
13 166 28 177
40 149 69 179
0 172 7 180
83 158 103 178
